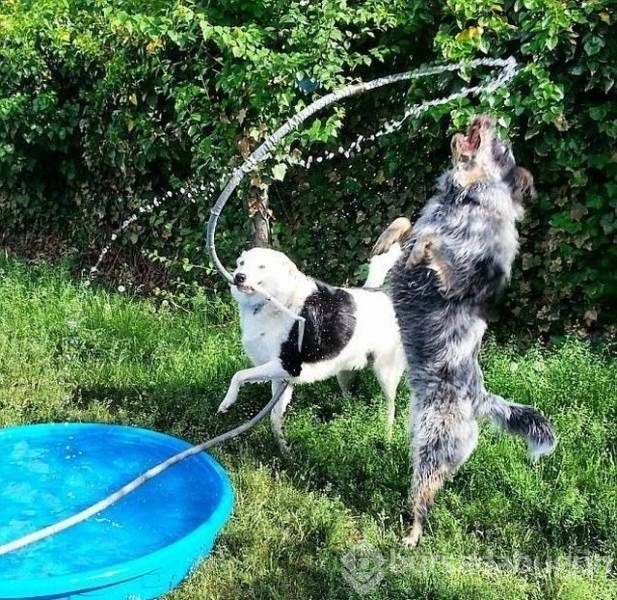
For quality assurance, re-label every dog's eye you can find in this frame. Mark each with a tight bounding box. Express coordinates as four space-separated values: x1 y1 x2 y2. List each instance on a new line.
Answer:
238 260 244 267
258 265 266 269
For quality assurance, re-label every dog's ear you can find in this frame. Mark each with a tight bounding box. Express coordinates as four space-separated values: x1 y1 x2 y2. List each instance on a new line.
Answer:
506 167 536 205
281 255 300 279
450 133 468 165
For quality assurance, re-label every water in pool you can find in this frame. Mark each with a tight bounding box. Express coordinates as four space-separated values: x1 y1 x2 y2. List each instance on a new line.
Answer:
0 424 224 581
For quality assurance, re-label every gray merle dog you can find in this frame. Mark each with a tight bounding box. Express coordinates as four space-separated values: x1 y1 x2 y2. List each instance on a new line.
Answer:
389 115 556 548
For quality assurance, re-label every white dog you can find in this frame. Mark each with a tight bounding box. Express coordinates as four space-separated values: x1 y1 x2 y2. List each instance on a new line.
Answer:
219 219 411 451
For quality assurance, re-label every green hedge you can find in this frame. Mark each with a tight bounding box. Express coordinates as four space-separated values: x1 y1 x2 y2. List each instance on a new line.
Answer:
0 0 615 333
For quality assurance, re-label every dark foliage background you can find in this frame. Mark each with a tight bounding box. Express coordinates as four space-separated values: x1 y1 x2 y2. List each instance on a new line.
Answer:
0 0 615 333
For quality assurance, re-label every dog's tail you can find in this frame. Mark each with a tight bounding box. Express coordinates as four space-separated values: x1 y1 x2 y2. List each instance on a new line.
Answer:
364 217 412 288
485 393 557 459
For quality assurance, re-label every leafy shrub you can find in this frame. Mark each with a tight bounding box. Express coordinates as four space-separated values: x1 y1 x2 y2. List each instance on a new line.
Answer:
0 0 615 333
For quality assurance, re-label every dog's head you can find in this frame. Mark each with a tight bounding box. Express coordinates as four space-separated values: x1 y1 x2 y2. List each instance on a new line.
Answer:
230 247 303 306
450 115 516 188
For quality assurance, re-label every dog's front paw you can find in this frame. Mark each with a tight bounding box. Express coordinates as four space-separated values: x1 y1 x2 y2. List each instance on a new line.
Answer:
405 249 423 270
217 389 238 413
436 278 451 297
405 239 432 270
436 276 462 300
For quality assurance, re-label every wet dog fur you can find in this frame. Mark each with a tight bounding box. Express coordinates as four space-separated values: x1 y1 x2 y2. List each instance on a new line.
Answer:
389 115 556 548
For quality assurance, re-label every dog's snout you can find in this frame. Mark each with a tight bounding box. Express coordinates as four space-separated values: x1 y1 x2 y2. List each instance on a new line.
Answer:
234 272 247 285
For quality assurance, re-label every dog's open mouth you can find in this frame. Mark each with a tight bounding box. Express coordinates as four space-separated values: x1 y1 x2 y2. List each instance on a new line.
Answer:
452 114 496 161
236 283 255 294
467 115 494 148
454 134 476 157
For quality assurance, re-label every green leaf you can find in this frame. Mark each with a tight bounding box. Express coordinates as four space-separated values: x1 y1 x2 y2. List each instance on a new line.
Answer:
271 163 287 181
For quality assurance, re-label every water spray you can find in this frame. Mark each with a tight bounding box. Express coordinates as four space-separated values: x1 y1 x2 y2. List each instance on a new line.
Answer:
90 57 517 289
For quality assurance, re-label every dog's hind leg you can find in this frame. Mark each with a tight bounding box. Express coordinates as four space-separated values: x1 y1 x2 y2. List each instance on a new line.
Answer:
404 462 448 549
374 352 406 439
270 381 294 453
336 370 356 396
218 359 289 413
404 395 479 548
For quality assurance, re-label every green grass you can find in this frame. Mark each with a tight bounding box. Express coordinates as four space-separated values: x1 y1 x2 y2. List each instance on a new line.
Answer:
0 257 615 599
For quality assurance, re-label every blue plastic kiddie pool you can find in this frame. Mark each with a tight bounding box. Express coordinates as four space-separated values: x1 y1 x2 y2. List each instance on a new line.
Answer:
0 423 234 600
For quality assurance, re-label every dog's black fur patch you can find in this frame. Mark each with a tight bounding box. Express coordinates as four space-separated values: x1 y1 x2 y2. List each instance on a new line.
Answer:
279 282 356 376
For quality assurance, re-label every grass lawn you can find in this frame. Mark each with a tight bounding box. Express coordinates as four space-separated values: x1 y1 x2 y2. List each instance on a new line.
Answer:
0 257 615 599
